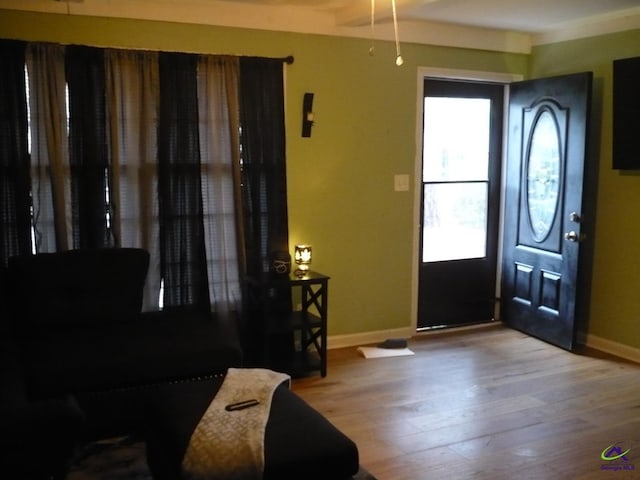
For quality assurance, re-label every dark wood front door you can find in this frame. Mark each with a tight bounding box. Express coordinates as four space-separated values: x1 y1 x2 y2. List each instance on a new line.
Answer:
501 72 593 350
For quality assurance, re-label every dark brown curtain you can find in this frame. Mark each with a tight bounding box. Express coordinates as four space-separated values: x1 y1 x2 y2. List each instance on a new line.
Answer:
239 57 292 361
239 57 290 278
0 40 32 267
65 45 113 249
158 52 210 311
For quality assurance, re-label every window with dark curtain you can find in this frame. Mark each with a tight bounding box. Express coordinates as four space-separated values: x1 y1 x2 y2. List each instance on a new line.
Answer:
0 40 32 266
158 52 210 312
0 40 291 322
65 46 113 249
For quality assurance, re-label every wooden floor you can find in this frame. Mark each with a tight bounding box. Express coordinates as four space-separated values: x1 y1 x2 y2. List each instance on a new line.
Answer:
291 324 640 480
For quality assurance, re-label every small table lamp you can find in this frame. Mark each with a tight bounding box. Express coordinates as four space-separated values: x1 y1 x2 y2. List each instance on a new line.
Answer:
294 244 312 276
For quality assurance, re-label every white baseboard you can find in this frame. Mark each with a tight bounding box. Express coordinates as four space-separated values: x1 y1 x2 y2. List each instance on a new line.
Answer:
586 334 640 364
327 322 500 350
327 327 415 350
329 327 640 365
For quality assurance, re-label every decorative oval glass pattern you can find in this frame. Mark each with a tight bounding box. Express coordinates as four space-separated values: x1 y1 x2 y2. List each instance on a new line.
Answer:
527 110 560 242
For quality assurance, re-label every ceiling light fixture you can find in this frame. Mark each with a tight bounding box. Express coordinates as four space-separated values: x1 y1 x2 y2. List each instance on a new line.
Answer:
369 0 404 66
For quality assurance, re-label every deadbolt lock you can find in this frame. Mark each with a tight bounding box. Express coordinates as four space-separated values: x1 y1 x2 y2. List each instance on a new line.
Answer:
569 212 582 223
565 231 586 242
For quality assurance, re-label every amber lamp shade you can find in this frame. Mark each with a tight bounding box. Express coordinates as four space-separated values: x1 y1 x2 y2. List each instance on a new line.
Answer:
294 244 312 276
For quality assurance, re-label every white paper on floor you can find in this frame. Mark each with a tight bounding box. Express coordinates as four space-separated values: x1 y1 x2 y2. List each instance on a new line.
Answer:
356 346 415 359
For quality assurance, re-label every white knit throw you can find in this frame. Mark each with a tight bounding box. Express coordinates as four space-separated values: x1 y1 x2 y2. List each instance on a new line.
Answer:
182 368 291 480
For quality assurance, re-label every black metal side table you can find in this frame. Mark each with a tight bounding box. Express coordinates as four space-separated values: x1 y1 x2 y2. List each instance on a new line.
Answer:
246 271 329 377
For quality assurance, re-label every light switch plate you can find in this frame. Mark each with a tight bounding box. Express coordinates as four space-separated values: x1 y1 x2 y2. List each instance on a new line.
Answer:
394 174 410 192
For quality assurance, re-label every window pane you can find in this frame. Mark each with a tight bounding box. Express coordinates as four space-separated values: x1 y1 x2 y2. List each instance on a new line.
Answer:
423 97 491 182
422 182 488 262
527 110 561 242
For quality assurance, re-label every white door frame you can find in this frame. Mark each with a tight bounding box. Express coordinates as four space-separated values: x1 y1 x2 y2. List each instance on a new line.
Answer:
411 67 524 332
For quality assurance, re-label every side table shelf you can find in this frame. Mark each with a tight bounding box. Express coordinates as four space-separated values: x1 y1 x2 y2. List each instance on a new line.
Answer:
246 271 329 377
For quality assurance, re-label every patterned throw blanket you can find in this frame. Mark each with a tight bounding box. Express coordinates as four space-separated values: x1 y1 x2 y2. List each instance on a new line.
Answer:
182 368 291 480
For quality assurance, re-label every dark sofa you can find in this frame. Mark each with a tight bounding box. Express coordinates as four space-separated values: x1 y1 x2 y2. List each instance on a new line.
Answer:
0 248 243 477
0 248 358 479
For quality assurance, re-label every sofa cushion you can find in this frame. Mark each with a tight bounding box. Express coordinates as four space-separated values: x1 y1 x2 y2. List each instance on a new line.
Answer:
7 248 149 333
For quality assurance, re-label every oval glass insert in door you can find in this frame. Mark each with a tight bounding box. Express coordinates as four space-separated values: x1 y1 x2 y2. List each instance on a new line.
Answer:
526 110 561 242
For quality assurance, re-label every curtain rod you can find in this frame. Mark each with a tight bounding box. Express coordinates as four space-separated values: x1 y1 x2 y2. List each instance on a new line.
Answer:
241 55 294 64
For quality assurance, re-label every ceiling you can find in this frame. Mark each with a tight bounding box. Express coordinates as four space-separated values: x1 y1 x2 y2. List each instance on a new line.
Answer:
2 0 640 53
233 0 640 34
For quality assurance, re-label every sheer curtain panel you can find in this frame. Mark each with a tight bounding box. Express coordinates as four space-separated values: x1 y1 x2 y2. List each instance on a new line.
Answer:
197 55 243 318
105 49 161 310
26 42 70 253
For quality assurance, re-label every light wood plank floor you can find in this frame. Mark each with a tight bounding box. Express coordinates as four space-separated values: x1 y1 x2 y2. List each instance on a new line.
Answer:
291 324 640 480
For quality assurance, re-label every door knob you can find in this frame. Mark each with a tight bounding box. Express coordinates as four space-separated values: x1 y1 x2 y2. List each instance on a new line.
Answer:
564 231 585 242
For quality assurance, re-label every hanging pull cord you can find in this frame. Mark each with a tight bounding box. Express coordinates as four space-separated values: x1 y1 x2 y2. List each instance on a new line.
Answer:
369 0 376 55
391 0 403 66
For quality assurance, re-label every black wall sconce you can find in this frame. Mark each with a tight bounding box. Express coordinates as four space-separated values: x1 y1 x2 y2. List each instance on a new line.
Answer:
302 92 314 137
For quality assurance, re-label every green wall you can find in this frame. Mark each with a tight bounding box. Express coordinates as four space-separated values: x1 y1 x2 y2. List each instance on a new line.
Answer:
0 10 527 339
531 30 640 350
3 12 639 351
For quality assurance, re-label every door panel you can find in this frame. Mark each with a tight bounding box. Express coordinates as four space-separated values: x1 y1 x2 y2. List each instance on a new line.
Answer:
501 72 592 350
